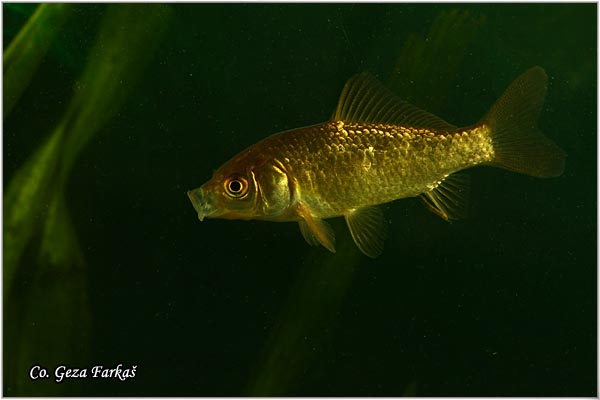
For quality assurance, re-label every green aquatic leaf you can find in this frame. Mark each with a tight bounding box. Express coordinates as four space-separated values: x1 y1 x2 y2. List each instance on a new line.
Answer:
3 3 73 118
4 3 38 17
3 125 66 291
4 2 172 303
4 4 172 396
247 235 362 396
388 9 485 110
4 190 90 396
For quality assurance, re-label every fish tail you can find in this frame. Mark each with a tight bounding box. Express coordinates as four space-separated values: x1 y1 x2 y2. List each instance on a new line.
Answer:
483 66 566 177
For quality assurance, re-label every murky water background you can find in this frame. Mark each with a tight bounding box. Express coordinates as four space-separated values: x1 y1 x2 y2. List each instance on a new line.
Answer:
4 3 596 396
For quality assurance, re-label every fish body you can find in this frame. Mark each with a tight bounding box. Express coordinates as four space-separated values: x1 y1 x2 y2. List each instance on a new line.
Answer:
244 121 492 219
188 67 565 257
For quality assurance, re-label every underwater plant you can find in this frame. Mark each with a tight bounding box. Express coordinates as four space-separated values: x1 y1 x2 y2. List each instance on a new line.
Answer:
4 4 171 395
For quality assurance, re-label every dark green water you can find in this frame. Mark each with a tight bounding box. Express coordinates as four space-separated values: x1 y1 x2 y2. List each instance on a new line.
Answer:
3 3 596 396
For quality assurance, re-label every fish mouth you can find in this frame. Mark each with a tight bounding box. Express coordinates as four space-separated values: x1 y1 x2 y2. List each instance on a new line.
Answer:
187 188 218 221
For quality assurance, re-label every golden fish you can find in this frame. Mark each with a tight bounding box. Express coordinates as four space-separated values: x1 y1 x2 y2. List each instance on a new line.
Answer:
188 67 565 257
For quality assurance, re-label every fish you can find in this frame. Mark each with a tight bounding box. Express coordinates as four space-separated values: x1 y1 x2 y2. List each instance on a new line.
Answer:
187 67 565 257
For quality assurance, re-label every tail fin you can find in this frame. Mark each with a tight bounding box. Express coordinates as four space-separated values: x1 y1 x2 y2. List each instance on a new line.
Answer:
482 67 566 177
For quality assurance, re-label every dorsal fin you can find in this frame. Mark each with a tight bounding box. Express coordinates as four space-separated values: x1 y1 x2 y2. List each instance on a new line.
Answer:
332 72 457 131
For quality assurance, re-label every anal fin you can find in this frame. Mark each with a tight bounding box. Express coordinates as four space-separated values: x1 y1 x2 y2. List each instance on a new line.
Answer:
420 173 470 220
297 203 336 253
344 206 387 258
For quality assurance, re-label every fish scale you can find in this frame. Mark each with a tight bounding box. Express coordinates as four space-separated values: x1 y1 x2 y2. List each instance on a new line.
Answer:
252 121 493 217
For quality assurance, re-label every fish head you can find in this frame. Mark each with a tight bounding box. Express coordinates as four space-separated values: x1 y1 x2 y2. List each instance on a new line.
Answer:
187 150 292 222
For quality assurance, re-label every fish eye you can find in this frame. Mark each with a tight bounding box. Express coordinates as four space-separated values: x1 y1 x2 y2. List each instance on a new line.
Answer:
224 176 248 198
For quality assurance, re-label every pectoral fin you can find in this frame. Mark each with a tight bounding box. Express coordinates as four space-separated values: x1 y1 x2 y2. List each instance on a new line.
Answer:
420 172 470 220
298 220 320 247
344 206 387 258
297 204 336 253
